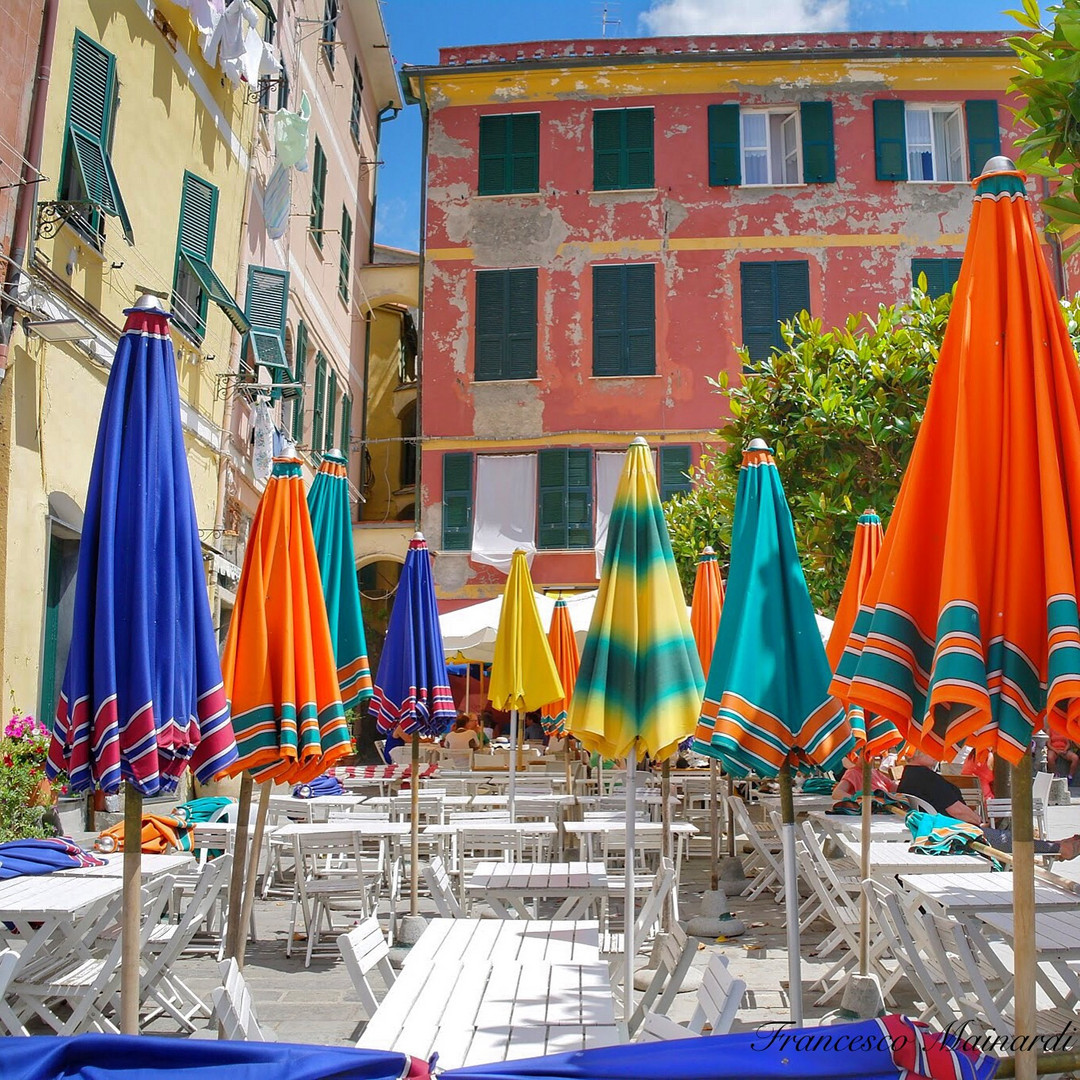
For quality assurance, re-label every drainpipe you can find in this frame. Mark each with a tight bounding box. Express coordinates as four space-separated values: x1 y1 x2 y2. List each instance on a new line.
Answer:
0 0 58 382
414 75 430 529
360 102 401 509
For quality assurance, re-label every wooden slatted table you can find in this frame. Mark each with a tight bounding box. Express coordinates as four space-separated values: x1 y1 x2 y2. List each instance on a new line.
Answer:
899 871 1078 915
834 837 990 876
55 852 195 880
809 811 912 843
466 861 607 919
356 919 617 1067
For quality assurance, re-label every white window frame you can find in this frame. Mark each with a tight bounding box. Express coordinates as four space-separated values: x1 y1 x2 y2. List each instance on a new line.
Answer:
904 104 966 183
740 108 802 187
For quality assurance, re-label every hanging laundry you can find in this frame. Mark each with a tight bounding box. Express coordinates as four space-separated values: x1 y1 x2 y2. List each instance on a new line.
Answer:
202 0 280 87
263 161 290 240
252 399 275 483
274 93 311 170
173 0 225 40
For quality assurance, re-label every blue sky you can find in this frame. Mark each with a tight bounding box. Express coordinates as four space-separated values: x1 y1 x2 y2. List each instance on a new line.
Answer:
373 0 1020 251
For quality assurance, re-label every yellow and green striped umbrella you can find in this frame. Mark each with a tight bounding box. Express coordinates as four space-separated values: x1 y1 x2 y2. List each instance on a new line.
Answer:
569 438 704 762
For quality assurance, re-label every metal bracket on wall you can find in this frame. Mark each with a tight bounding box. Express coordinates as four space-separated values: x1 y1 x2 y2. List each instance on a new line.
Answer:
246 76 284 104
35 201 97 241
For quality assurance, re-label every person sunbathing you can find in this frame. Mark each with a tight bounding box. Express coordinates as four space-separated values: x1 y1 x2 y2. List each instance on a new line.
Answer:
831 756 898 802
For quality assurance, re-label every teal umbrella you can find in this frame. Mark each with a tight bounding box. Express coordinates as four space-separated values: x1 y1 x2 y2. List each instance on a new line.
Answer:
308 449 372 710
693 439 854 1024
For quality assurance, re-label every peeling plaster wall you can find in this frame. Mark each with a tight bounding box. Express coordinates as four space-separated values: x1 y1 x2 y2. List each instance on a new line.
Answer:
415 39 1040 600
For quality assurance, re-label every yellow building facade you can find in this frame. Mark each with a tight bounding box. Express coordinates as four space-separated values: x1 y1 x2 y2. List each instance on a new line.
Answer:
0 0 259 721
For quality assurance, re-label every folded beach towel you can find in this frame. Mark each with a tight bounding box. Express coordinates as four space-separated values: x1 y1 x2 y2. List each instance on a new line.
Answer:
800 776 836 794
830 791 910 816
905 810 1004 869
172 797 234 824
292 773 345 799
97 814 194 854
0 837 106 879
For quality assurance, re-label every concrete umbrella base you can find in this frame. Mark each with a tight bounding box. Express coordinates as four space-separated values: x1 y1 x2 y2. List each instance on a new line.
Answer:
684 889 747 939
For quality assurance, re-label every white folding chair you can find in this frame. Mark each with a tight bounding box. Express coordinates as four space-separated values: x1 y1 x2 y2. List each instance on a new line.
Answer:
422 854 463 917
727 795 784 901
212 958 274 1041
635 953 745 1041
628 921 698 1036
337 917 396 1018
0 948 28 1036
603 859 675 961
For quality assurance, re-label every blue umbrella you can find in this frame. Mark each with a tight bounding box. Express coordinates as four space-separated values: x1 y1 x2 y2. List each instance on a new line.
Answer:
370 532 455 920
44 296 237 1032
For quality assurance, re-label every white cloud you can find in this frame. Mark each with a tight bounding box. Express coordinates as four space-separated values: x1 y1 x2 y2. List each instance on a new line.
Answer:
639 0 850 35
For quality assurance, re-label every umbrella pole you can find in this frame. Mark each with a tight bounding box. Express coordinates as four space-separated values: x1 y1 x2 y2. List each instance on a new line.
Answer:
661 757 672 932
465 667 470 713
624 740 637 1026
1012 752 1036 1080
120 781 142 1034
236 780 272 969
727 772 736 858
858 755 872 977
224 772 254 963
410 734 421 916
710 759 719 892
509 708 518 822
779 763 803 1026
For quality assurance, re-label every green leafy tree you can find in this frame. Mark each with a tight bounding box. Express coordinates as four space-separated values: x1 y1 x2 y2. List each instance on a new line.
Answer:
1008 0 1080 257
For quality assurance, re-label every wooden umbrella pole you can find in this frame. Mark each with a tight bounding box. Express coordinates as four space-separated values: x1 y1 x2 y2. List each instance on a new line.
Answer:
224 772 254 962
235 780 272 969
858 755 872 977
410 734 421 916
710 759 719 892
1012 751 1036 1080
120 782 142 1034
661 757 672 931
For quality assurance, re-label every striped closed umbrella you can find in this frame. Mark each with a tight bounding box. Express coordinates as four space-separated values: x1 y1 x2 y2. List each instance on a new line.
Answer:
307 449 373 711
541 599 579 737
692 439 854 1024
569 438 704 1021
690 547 725 678
488 549 563 819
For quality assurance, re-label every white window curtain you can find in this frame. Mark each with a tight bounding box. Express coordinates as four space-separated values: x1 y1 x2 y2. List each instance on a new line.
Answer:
593 447 659 579
471 453 537 574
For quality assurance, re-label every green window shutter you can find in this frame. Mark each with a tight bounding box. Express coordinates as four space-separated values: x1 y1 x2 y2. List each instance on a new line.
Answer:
707 104 741 186
509 114 540 193
339 205 352 303
291 320 307 443
566 448 593 548
310 139 326 246
800 102 835 184
478 115 509 195
873 100 907 182
442 452 474 550
340 394 352 461
624 108 654 189
775 260 811 326
624 264 656 376
245 265 290 395
325 368 338 451
479 115 540 195
592 265 624 376
740 263 780 363
350 59 362 142
965 100 1000 179
64 31 133 244
537 448 569 549
312 352 326 452
659 445 693 502
506 269 538 379
475 271 506 380
322 0 337 70
911 257 963 299
593 111 624 191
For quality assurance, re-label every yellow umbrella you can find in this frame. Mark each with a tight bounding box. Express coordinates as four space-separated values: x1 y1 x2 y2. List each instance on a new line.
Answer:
487 549 563 819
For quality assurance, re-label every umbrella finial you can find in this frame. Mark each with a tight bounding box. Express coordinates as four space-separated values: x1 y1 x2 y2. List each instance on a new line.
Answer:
412 531 425 542
702 546 715 555
983 155 1016 174
631 436 649 447
132 293 166 313
747 437 770 451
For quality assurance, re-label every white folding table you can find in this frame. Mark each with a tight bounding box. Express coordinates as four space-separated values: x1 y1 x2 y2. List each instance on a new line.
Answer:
466 861 607 919
56 852 195 881
809 811 911 843
898 871 1078 916
834 837 990 876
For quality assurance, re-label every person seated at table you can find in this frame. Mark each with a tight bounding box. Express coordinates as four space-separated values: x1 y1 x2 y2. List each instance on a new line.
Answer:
523 711 545 743
464 713 490 747
962 745 995 801
898 749 984 825
831 755 898 802
445 716 480 752
382 721 409 763
980 828 1080 860
1047 732 1080 786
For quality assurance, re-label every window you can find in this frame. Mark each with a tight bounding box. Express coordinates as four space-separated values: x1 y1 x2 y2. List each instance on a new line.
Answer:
60 31 133 244
709 102 834 186
350 59 363 144
278 67 289 111
911 257 963 300
244 266 289 397
322 0 338 71
442 452 474 551
340 394 352 464
474 269 538 381
400 401 417 488
172 172 248 342
659 446 693 502
310 139 327 249
289 320 307 443
40 527 79 727
740 261 811 363
593 108 654 191
592 264 655 377
537 449 593 550
259 64 288 114
873 99 1001 182
338 206 352 304
325 368 338 452
478 114 540 195
312 351 327 453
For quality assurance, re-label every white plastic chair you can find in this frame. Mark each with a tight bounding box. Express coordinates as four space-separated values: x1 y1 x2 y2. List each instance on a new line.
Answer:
337 917 396 1018
628 921 698 1036
635 953 745 1041
212 958 274 1041
726 795 784 901
422 854 463 918
0 948 28 1036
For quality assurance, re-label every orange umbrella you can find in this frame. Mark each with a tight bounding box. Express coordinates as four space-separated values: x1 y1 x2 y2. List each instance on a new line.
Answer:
541 597 580 736
690 547 725 678
827 511 901 758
